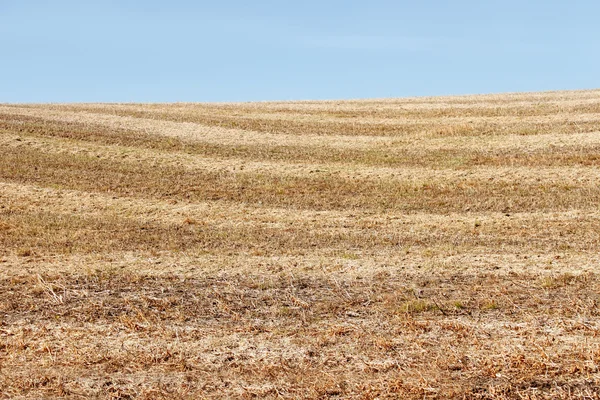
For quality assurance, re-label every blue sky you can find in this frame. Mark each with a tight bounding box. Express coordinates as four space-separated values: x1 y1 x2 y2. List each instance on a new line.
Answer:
1 0 599 102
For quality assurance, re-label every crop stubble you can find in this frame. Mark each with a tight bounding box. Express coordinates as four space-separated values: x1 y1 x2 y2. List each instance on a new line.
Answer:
1 90 600 398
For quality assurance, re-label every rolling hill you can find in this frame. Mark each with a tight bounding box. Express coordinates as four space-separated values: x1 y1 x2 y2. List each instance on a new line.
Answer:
1 90 600 398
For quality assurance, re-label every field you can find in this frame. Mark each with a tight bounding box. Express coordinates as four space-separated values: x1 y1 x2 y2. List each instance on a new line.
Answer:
1 90 600 399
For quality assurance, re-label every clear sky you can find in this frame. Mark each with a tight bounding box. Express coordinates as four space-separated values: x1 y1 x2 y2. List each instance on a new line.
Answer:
1 0 599 102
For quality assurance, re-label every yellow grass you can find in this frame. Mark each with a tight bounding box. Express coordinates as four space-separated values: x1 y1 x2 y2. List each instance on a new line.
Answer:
2 89 600 398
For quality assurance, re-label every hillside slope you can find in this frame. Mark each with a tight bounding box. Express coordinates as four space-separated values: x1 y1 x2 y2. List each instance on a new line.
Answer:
1 90 600 398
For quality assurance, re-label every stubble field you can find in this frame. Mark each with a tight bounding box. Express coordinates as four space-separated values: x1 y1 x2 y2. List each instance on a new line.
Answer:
1 90 600 398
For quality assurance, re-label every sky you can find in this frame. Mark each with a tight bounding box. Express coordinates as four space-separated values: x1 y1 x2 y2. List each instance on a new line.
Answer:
1 0 599 102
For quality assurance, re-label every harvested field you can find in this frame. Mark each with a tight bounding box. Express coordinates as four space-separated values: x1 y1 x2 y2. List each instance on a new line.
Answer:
1 89 600 399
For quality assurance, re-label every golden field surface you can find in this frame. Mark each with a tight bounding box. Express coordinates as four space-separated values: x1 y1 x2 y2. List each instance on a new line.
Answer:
1 90 600 398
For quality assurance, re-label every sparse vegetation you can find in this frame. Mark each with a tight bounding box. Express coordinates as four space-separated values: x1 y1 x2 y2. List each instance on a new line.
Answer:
1 90 600 398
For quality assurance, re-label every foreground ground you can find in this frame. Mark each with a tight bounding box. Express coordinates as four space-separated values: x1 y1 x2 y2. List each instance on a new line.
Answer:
1 90 600 398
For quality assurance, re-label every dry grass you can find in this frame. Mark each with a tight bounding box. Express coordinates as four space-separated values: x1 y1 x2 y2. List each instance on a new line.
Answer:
2 89 600 398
